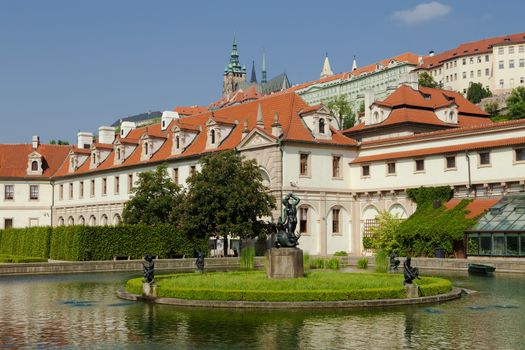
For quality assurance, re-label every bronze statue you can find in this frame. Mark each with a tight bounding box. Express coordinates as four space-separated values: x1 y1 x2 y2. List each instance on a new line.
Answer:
403 257 420 285
143 254 155 284
275 193 301 248
390 251 400 271
195 250 205 273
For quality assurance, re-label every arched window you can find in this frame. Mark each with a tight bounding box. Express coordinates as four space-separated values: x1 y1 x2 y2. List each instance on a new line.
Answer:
373 111 379 122
67 216 74 226
101 215 108 226
31 161 38 171
176 136 180 149
113 214 121 225
78 216 85 225
449 111 455 121
319 118 325 134
211 129 216 144
116 148 121 160
144 143 149 155
58 217 64 226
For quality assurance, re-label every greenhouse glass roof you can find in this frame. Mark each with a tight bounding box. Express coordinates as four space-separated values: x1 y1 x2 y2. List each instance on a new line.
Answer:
470 195 525 232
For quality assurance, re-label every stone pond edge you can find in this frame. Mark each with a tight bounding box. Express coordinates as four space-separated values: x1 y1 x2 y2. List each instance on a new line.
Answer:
116 287 463 309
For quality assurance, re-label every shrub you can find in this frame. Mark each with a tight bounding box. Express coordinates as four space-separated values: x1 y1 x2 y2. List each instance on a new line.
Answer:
0 227 52 258
357 258 368 269
303 252 311 269
333 251 348 256
374 250 388 273
0 254 48 263
240 245 255 271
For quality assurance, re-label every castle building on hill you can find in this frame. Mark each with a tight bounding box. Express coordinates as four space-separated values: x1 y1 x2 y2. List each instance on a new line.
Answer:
1 84 524 258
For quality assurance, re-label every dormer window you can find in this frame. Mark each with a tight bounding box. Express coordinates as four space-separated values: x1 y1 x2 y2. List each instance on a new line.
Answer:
319 119 325 134
449 111 455 121
26 151 43 176
116 148 121 160
31 161 38 171
211 129 216 144
373 111 379 122
144 143 149 155
176 136 180 149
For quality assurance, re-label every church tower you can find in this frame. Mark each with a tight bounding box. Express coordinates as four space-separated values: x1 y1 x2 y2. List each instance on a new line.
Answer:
222 37 246 97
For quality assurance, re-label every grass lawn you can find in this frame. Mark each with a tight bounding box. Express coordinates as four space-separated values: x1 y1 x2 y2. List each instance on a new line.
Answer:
125 271 452 302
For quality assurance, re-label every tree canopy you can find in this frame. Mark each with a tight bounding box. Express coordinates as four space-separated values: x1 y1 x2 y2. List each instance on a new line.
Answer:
122 164 183 225
50 139 70 145
418 72 438 88
506 86 525 119
466 82 492 103
181 150 276 246
326 94 355 129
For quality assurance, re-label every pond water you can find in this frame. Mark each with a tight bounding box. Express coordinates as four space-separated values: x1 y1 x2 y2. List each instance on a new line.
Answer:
0 269 523 349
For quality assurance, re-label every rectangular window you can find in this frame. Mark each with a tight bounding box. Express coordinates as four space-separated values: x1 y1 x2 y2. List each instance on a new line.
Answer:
4 185 14 200
102 178 107 195
462 58 466 65
520 45 525 53
190 165 196 176
91 179 95 197
485 55 489 62
499 60 504 69
509 46 514 54
332 209 340 233
485 68 490 76
498 47 504 55
300 207 308 233
4 218 13 229
500 79 504 88
173 168 179 184
332 156 341 178
115 176 120 195
29 185 39 200
521 77 525 84
479 151 491 165
462 72 466 79
415 159 425 172
79 181 84 198
387 162 396 175
470 71 474 78
446 155 456 169
520 59 524 68
509 59 515 68
469 57 474 64
300 154 309 176
59 184 64 200
477 69 481 77
362 165 370 177
69 183 73 199
515 148 525 162
128 174 133 193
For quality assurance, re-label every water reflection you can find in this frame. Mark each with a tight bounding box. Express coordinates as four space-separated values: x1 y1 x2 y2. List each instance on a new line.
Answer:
0 271 524 349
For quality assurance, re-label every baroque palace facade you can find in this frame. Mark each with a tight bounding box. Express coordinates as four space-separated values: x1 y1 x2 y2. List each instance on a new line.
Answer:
1 84 525 256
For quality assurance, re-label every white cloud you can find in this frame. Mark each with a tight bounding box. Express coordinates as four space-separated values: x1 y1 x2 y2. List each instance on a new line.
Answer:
392 2 451 25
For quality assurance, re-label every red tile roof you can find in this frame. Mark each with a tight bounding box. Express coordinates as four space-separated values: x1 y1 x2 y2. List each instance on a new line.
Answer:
0 144 70 178
415 32 525 70
209 85 261 109
351 136 525 164
174 106 209 116
445 198 501 219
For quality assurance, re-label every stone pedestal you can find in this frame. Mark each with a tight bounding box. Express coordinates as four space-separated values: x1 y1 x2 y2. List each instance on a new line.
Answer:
266 247 304 279
405 284 420 298
143 282 157 297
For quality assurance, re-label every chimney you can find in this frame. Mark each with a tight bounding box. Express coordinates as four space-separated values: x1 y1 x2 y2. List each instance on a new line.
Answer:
418 56 423 65
161 111 179 131
32 135 40 149
98 126 116 144
120 121 136 138
363 89 375 120
429 50 435 57
272 113 282 137
77 132 93 149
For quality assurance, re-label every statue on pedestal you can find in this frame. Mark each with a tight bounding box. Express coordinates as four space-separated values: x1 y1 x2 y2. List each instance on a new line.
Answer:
195 250 205 273
275 193 301 248
403 257 420 285
143 254 155 284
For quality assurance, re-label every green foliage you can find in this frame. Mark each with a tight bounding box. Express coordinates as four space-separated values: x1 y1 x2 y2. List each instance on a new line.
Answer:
326 94 355 129
484 101 500 116
506 86 525 119
418 277 453 297
374 250 389 273
125 271 452 301
333 251 348 256
418 72 438 88
0 227 52 258
406 186 453 205
357 258 368 269
240 245 255 271
49 139 70 145
359 101 365 114
366 211 402 253
48 224 205 261
0 255 48 263
181 150 276 247
123 164 183 225
466 82 492 103
307 256 340 270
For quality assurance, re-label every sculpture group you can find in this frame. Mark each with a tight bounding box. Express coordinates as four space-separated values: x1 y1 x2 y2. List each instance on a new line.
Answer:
275 193 301 248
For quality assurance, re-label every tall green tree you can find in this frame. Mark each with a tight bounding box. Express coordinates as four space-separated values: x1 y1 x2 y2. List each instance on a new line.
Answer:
326 94 355 129
466 82 492 103
418 72 438 88
123 164 183 225
181 150 276 256
506 86 525 119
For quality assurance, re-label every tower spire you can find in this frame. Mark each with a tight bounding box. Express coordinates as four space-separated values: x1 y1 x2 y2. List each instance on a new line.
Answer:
320 52 334 78
261 54 267 84
250 60 257 83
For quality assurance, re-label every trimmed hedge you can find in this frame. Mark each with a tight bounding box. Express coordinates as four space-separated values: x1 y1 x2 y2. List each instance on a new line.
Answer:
0 227 52 258
49 224 206 261
125 272 452 302
0 255 48 263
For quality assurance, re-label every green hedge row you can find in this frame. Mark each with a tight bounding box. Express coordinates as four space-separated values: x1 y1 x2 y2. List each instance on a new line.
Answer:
0 227 52 258
0 224 206 261
0 255 48 263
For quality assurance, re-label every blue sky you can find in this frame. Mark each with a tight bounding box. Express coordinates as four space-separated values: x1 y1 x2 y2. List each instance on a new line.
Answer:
1 0 524 143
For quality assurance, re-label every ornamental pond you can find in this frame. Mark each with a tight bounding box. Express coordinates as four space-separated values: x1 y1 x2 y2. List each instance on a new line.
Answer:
0 270 523 349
